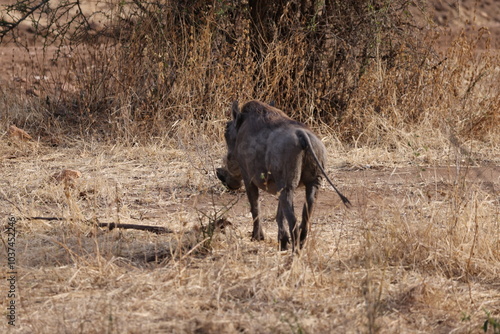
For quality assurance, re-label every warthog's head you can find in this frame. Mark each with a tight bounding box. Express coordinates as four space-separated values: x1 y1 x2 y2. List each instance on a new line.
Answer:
217 101 243 190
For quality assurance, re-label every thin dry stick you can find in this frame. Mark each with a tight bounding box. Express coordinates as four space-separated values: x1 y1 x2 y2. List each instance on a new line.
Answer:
466 196 479 304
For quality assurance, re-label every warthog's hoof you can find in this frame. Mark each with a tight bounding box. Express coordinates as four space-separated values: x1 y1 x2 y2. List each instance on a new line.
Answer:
279 238 290 251
251 230 265 241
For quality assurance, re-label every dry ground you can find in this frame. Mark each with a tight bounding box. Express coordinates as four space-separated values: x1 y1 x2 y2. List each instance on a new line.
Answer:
0 136 499 333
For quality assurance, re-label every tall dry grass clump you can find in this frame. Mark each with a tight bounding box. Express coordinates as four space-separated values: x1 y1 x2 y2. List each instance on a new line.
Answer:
344 29 500 150
2 0 497 150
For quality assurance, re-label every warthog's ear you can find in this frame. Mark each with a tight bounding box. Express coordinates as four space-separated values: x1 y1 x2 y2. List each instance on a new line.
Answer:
231 100 240 120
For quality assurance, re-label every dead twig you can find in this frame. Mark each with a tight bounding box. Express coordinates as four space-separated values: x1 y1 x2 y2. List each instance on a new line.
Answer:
96 222 173 234
26 217 173 234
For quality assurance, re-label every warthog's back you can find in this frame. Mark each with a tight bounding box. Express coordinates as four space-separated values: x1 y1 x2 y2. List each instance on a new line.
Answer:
237 100 303 130
233 101 326 194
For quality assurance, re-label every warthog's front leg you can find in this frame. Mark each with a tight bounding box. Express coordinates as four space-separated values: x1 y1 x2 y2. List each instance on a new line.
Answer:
245 181 264 241
279 188 298 251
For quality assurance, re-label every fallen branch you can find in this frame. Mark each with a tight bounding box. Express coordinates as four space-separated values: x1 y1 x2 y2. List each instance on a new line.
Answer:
26 217 173 234
96 222 173 234
29 216 64 221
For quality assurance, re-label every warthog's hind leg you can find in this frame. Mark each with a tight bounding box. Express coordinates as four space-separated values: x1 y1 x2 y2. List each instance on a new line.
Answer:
300 182 319 249
276 201 290 250
279 188 298 251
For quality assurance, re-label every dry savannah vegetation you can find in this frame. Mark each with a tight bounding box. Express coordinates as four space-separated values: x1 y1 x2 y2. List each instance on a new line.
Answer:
0 0 499 333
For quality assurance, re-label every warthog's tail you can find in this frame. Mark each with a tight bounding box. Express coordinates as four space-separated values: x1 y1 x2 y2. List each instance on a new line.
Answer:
297 130 352 207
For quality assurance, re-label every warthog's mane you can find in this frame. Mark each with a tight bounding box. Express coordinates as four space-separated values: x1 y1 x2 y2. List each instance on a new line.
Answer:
236 100 307 131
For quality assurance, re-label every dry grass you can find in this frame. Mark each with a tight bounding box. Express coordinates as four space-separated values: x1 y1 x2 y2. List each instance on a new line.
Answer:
0 136 499 333
1 0 500 332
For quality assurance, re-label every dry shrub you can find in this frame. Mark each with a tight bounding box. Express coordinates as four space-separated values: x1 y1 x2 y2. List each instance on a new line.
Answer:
343 28 500 148
7 0 498 150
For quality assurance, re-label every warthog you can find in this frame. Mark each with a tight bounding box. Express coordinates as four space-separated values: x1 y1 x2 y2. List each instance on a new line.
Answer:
217 100 351 251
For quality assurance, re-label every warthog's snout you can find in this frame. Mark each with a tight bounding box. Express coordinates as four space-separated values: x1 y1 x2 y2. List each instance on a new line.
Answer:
216 167 242 190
